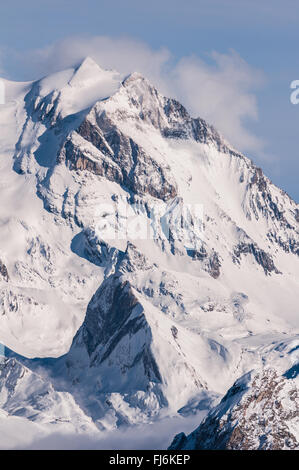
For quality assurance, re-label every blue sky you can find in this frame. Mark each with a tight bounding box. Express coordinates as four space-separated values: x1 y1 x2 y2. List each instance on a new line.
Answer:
1 0 299 201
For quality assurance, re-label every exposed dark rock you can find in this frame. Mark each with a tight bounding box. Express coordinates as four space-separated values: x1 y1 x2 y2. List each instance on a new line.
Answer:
73 113 178 201
169 369 299 450
77 118 114 159
207 250 221 279
0 260 9 282
81 275 140 356
187 246 208 260
62 136 123 183
118 242 155 273
171 325 178 339
267 231 299 257
284 363 299 379
248 167 292 228
186 246 221 278
233 242 279 275
72 228 121 269
250 167 267 192
161 97 243 159
142 346 162 382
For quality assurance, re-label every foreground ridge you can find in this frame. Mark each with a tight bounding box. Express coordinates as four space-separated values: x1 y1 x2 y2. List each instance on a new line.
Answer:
169 368 299 450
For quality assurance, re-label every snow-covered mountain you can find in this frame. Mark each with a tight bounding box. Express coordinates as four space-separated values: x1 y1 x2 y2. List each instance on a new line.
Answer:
0 57 298 448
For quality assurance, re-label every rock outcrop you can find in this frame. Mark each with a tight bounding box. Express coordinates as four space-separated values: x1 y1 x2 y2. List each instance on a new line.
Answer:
169 369 299 450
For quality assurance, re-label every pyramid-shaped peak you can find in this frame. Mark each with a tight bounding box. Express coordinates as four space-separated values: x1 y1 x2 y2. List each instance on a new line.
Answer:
77 56 103 71
69 57 109 86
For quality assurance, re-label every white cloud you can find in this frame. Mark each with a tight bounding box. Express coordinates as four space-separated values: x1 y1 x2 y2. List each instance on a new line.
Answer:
168 51 265 153
16 35 171 85
11 412 205 450
5 35 266 155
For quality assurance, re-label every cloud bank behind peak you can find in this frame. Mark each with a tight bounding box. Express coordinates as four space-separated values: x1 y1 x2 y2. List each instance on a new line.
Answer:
1 35 266 156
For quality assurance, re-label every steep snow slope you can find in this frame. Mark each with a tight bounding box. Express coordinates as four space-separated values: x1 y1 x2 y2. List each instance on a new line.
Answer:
0 62 115 356
0 58 298 444
0 358 97 432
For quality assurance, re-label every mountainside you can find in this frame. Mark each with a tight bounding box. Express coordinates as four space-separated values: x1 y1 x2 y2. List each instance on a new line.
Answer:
0 57 298 447
169 368 299 450
0 358 97 432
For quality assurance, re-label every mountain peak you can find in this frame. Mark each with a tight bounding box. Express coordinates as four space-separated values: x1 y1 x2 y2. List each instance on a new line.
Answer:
69 56 109 87
122 71 147 84
78 56 100 69
30 57 122 119
122 71 155 93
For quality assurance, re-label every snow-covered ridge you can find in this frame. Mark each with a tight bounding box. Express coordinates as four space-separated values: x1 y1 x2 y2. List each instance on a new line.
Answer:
169 368 299 450
0 358 97 432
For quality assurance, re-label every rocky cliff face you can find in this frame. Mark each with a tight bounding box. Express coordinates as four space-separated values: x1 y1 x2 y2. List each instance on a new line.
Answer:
0 260 9 282
169 368 299 450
